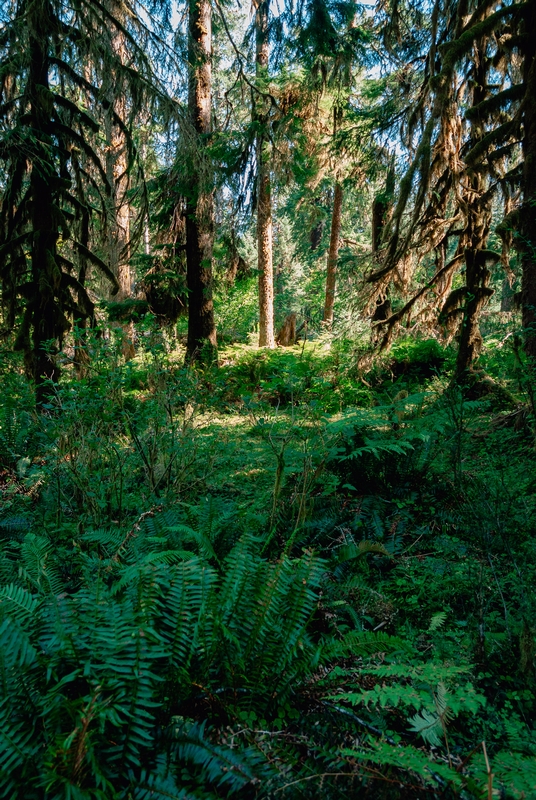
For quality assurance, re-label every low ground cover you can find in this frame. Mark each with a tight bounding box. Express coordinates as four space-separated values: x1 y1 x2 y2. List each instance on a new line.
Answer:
1 327 535 799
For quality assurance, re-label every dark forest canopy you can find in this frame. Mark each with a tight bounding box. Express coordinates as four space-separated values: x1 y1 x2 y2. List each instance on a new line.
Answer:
1 0 536 797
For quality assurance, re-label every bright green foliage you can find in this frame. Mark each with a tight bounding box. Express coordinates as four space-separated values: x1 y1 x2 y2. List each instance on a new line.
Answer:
0 327 534 798
0 535 320 797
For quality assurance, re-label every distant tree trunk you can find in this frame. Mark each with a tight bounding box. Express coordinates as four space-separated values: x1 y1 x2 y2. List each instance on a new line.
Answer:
107 128 135 359
226 231 249 284
323 182 343 328
498 195 515 313
256 0 275 348
501 278 515 312
104 3 135 360
141 137 151 257
276 313 297 346
520 0 536 363
372 184 392 253
72 153 92 377
185 0 217 364
310 219 324 251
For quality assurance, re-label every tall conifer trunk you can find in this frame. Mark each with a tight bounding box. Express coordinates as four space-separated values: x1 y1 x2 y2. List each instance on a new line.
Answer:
255 0 275 348
323 182 343 328
520 0 536 363
370 166 395 326
454 36 494 381
73 154 91 377
323 102 349 330
185 0 217 363
104 2 135 360
28 8 61 406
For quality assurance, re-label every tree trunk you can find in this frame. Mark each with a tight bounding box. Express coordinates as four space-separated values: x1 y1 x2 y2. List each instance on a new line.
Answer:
104 4 135 360
372 191 389 253
28 16 61 406
500 278 515 312
370 167 395 333
454 247 493 380
256 0 275 348
310 219 324 251
323 182 343 328
276 313 297 346
185 0 217 364
104 121 131 305
454 36 493 382
73 154 92 377
520 0 536 363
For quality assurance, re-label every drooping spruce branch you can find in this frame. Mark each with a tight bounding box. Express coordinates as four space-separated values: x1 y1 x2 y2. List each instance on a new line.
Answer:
0 0 176 404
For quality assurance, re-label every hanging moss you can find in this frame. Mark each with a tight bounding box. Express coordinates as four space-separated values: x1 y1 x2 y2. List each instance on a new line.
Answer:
465 84 524 121
105 299 149 323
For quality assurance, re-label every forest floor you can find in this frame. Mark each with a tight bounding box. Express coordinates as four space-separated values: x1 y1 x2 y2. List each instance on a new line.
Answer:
1 321 536 798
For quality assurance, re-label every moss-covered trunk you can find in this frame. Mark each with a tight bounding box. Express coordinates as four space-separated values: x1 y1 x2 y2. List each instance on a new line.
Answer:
454 35 493 382
323 182 343 329
28 13 61 406
185 0 217 364
520 0 536 363
256 0 275 349
104 0 135 360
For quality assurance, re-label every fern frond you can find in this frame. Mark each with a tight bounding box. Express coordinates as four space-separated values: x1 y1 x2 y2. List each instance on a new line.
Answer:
341 741 464 789
0 697 40 792
143 550 196 565
408 708 444 746
486 751 536 799
159 559 218 671
323 630 414 661
20 533 64 595
0 618 37 671
134 769 196 799
428 611 447 631
172 721 268 792
0 583 39 624
333 540 391 565
337 438 416 461
409 681 455 747
166 524 218 562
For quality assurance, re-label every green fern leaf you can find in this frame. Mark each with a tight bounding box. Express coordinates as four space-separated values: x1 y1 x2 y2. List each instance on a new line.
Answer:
408 708 443 746
0 584 39 624
428 611 447 631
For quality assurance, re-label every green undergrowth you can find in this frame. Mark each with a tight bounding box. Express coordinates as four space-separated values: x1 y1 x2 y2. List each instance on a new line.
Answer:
1 326 536 798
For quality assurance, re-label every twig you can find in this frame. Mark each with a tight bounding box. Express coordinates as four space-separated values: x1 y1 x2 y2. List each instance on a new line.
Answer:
109 505 163 565
212 0 280 109
320 701 397 745
482 741 493 800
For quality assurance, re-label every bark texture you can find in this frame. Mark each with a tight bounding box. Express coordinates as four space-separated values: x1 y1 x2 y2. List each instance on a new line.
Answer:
370 170 394 330
276 313 297 346
28 13 61 406
520 0 536 363
454 35 494 381
323 182 343 328
104 2 135 360
185 0 217 363
256 0 275 348
73 155 91 377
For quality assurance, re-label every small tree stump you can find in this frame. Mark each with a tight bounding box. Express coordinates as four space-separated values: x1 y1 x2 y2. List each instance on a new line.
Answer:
276 313 297 346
